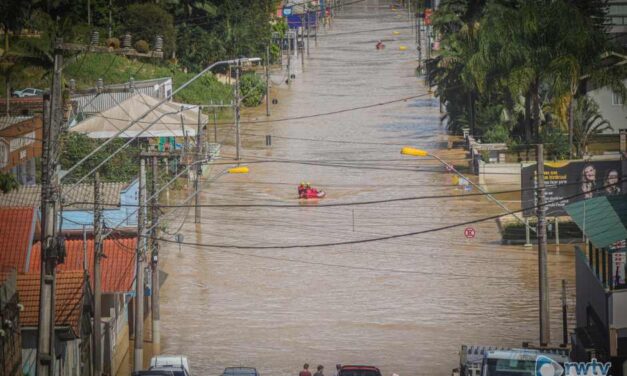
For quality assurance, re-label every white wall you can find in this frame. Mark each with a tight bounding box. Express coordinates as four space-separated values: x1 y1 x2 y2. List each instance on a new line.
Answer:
586 79 627 134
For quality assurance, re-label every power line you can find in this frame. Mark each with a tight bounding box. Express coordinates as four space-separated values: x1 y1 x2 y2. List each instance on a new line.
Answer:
151 180 623 250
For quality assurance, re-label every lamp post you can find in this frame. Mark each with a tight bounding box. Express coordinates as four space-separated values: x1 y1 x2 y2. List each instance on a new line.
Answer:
400 146 532 230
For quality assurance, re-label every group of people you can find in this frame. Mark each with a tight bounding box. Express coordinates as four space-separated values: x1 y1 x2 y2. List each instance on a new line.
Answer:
299 364 341 376
298 182 322 199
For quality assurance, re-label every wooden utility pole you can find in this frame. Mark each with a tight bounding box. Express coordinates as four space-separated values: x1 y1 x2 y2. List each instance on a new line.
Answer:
134 158 146 371
93 172 103 376
195 108 204 223
235 62 241 161
150 156 161 354
536 144 550 346
37 39 64 376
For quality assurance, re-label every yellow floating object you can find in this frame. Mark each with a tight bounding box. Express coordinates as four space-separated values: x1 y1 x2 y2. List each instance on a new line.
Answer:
401 147 429 157
393 31 400 35
452 175 460 185
228 166 249 174
399 46 408 51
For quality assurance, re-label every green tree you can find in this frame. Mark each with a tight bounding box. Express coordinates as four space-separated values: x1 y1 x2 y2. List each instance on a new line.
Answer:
124 4 176 57
572 96 611 158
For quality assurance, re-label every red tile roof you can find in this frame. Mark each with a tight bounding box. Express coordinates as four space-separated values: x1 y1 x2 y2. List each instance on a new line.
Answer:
17 271 85 337
30 238 136 293
0 207 37 272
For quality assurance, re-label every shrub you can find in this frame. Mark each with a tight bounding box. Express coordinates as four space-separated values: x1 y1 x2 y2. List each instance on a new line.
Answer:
106 37 120 49
134 40 149 53
482 124 510 143
240 73 266 107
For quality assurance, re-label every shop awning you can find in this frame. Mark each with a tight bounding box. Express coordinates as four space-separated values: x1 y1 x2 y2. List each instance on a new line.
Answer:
71 93 206 138
565 195 627 249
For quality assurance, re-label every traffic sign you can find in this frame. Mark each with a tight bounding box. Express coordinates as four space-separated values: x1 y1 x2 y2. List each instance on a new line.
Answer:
464 227 476 239
283 6 293 16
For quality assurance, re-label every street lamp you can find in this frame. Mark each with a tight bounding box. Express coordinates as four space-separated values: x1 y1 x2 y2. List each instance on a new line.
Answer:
400 146 530 228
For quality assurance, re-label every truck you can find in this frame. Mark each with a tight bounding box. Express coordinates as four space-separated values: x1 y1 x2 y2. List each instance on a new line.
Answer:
452 345 570 376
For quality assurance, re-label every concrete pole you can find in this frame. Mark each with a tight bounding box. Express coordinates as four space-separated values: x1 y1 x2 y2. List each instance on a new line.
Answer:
37 40 63 376
150 156 160 354
235 62 241 161
93 172 103 376
195 108 203 223
555 217 560 250
213 109 218 143
561 279 568 346
287 32 292 84
306 11 310 57
266 45 270 117
134 158 146 372
536 144 550 346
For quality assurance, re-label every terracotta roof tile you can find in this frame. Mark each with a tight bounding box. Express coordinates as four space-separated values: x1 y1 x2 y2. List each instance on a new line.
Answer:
0 207 37 272
17 271 85 337
30 238 136 293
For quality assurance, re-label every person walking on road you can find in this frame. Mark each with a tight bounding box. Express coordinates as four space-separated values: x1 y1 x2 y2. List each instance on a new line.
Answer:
314 365 325 376
300 364 312 376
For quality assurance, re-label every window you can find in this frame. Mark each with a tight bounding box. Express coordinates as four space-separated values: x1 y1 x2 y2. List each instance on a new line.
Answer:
612 91 624 106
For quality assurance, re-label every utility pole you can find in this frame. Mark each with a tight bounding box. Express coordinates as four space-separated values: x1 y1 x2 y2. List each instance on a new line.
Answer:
235 62 241 161
195 107 204 223
266 45 271 117
306 11 310 57
134 158 146 372
300 27 305 69
150 156 161 354
287 31 292 84
37 39 64 376
536 144 550 346
93 172 103 376
561 279 568 346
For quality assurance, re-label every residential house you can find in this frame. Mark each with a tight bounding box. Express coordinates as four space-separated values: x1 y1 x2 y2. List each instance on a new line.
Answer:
0 267 21 376
18 271 91 376
29 238 137 376
0 116 43 186
0 179 139 232
565 194 627 376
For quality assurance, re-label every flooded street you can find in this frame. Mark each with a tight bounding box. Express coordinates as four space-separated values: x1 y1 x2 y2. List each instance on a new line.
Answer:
159 2 577 375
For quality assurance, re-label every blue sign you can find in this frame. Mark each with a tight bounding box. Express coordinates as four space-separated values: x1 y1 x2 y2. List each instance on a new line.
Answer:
282 6 293 16
287 14 303 29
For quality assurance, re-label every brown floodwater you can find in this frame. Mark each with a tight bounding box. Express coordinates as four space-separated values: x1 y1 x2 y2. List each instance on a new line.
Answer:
159 2 577 375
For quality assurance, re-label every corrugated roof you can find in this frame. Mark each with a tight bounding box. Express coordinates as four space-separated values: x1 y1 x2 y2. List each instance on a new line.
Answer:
71 93 203 138
17 271 85 337
30 238 137 293
0 181 130 209
0 207 37 272
565 194 627 249
0 116 34 131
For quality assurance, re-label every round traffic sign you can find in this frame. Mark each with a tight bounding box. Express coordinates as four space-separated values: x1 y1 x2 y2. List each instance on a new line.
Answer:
464 227 476 239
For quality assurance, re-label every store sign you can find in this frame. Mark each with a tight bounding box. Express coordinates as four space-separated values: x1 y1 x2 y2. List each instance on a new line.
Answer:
521 160 624 216
9 131 35 152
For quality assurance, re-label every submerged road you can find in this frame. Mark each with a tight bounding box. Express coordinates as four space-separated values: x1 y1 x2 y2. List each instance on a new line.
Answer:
159 2 577 375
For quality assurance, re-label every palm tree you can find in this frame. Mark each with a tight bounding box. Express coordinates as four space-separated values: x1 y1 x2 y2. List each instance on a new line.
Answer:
572 96 611 158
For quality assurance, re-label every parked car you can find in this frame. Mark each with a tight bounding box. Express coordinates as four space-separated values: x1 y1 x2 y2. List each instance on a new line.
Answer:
338 365 382 376
222 367 260 376
133 371 176 376
11 88 44 98
149 355 191 376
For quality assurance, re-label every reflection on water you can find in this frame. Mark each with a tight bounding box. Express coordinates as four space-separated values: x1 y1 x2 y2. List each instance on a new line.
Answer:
159 1 576 375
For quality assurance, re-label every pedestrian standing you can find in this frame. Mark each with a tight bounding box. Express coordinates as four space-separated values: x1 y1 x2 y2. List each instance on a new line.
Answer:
300 364 312 376
314 365 325 376
333 364 341 376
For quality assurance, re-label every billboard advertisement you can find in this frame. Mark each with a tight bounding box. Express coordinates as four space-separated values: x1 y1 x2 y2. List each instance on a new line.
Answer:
521 160 624 216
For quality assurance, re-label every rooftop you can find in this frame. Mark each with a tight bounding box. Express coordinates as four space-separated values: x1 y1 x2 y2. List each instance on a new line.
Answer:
30 237 137 293
565 194 627 249
0 207 37 272
0 116 34 131
17 271 85 336
0 181 131 210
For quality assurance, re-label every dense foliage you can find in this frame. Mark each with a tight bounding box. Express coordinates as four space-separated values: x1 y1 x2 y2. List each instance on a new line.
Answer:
240 73 266 107
430 0 627 156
